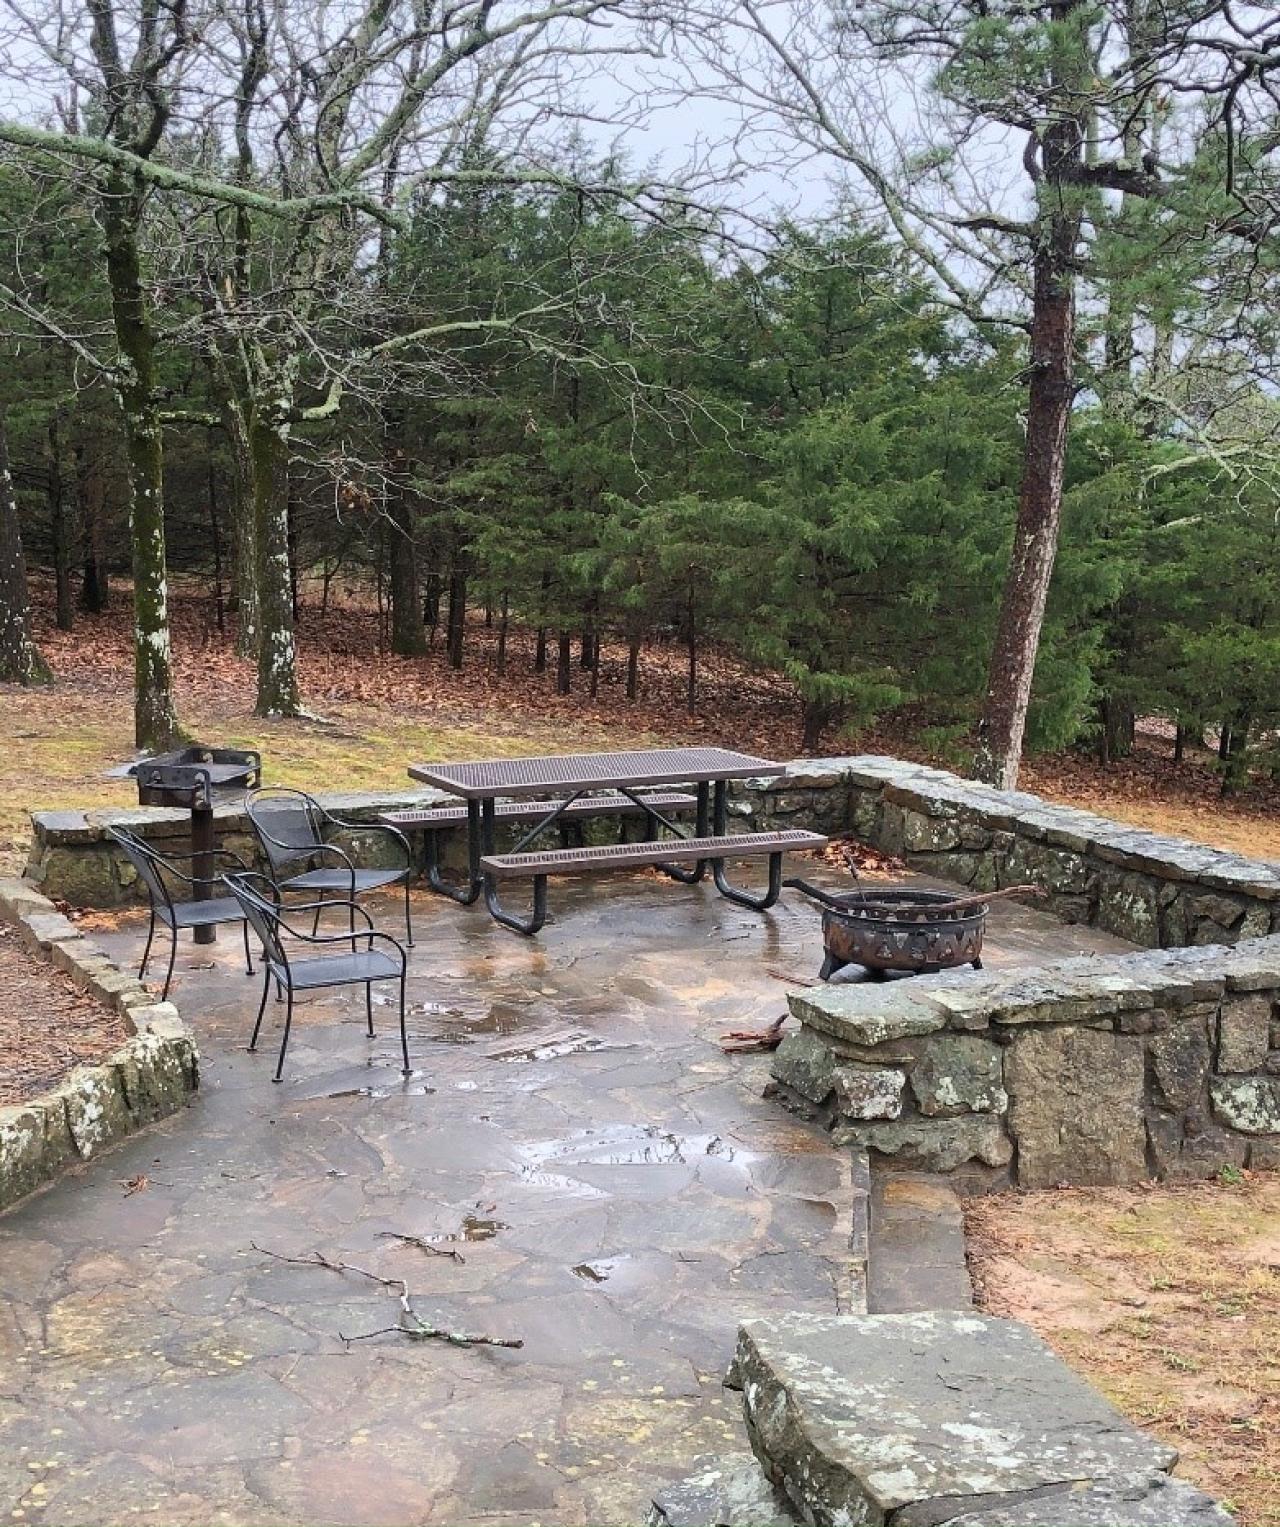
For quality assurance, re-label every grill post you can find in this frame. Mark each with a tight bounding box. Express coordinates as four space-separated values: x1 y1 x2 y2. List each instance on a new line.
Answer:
191 802 216 945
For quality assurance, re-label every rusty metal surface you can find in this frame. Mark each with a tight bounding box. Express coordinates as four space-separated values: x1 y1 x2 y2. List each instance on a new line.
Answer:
408 747 782 799
818 889 987 977
482 829 827 879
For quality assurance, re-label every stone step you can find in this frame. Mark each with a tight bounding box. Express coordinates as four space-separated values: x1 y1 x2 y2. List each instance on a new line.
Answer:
729 1310 1234 1526
867 1166 974 1314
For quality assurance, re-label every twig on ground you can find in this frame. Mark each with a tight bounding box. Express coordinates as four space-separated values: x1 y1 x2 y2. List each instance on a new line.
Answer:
765 966 818 986
250 1242 521 1350
377 1230 466 1264
720 1013 789 1053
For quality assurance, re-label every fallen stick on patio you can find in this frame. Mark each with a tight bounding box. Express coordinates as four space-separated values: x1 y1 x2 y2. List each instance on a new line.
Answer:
721 1013 789 1053
251 1244 522 1350
377 1229 466 1264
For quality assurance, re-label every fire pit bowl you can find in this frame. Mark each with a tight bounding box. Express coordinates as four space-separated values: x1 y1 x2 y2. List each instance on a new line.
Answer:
785 880 987 981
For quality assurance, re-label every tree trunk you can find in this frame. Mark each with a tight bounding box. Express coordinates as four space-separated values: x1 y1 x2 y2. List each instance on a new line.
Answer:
387 443 426 657
556 630 572 694
446 563 466 670
973 103 1082 790
228 418 258 658
423 570 442 644
686 591 697 714
1173 720 1186 764
250 416 302 716
1221 707 1251 796
0 411 51 685
496 591 509 675
101 172 182 750
77 434 110 614
801 700 832 754
47 412 74 631
626 638 640 701
208 451 225 634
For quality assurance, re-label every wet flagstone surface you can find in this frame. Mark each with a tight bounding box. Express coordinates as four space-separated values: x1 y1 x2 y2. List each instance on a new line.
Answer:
1 869 1133 1526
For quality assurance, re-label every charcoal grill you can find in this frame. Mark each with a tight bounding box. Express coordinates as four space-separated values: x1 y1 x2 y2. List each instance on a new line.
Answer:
127 746 261 943
785 879 986 981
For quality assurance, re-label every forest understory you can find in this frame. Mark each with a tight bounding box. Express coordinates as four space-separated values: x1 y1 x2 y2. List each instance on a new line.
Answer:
4 580 1278 877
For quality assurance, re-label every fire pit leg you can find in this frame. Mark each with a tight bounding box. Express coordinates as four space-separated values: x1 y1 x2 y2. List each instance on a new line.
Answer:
192 805 216 946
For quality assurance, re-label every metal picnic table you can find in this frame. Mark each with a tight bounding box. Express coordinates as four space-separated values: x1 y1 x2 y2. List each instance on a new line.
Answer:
404 747 827 934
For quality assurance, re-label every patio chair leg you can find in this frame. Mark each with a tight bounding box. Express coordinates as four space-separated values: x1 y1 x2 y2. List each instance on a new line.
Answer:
398 972 410 1075
365 982 374 1037
273 991 295 1082
403 878 414 946
138 912 155 981
312 892 325 937
241 919 254 976
161 925 178 1001
249 970 271 1051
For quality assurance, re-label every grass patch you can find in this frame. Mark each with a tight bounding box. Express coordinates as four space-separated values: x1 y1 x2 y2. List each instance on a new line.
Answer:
966 1176 1280 1526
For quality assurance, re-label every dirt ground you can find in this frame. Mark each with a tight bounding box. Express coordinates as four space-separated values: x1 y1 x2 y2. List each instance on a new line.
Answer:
0 921 134 1104
4 582 1278 875
966 1176 1280 1527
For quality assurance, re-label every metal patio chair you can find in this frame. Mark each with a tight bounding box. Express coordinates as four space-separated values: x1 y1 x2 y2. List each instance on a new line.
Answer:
244 786 415 944
223 872 410 1083
108 827 254 1001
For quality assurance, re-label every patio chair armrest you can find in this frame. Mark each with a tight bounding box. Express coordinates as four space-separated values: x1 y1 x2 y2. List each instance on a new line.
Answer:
278 927 405 966
161 847 251 869
300 841 357 885
274 898 376 931
324 817 414 870
161 848 253 890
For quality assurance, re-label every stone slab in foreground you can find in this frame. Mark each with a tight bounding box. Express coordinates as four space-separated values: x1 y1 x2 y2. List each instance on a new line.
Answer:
648 1453 798 1526
731 1311 1231 1526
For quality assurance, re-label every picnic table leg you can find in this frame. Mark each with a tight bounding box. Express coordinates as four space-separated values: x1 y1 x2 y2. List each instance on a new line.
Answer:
423 800 483 905
710 780 784 910
657 781 710 884
481 797 549 935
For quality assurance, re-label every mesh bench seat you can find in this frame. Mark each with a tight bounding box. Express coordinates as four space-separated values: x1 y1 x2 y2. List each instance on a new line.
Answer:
480 829 827 879
378 792 698 831
477 829 828 933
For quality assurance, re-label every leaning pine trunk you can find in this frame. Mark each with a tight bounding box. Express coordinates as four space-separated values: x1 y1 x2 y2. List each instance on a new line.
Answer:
973 111 1082 791
250 416 302 717
0 410 51 686
102 172 183 750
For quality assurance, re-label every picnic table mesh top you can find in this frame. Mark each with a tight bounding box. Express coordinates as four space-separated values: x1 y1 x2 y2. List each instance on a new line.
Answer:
408 748 783 798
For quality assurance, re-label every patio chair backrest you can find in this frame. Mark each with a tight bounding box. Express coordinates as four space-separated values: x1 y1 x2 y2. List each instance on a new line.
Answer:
223 873 290 971
245 788 325 877
108 828 175 914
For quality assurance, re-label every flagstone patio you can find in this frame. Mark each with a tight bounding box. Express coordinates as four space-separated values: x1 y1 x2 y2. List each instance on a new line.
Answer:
0 869 1133 1526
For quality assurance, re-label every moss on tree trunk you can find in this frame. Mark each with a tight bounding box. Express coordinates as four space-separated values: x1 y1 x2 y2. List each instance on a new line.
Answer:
101 172 183 751
0 409 52 686
250 415 302 716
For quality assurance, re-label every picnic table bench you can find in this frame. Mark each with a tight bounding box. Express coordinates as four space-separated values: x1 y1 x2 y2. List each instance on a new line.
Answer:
406 748 827 935
379 792 699 896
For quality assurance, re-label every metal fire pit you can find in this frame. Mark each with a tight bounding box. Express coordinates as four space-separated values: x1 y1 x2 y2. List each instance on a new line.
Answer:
785 880 986 981
127 746 261 943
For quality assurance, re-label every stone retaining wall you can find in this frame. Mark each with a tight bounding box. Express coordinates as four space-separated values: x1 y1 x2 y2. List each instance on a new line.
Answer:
0 879 199 1213
771 937 1280 1188
28 757 1280 947
738 757 1280 949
